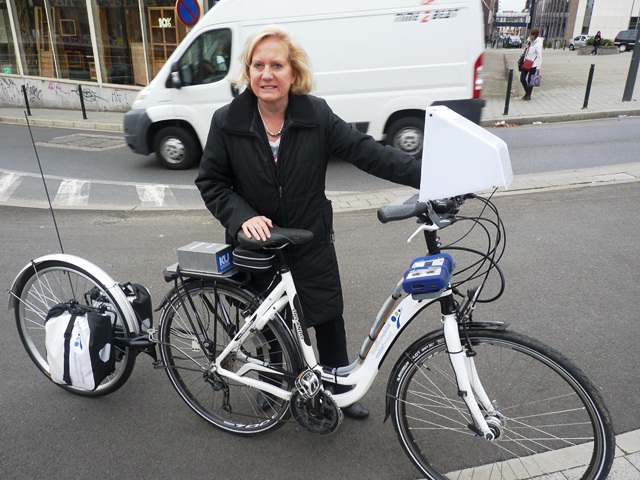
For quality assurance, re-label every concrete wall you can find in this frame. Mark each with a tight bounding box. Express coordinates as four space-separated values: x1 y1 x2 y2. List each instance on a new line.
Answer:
0 76 137 112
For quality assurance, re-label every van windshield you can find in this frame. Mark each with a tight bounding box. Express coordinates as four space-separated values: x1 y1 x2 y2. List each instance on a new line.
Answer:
177 28 232 87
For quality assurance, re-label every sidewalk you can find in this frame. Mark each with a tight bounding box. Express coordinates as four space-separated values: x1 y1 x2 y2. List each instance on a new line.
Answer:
481 47 640 126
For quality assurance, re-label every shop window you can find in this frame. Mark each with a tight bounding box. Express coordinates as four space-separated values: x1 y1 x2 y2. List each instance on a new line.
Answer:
0 0 16 74
177 28 231 87
146 3 187 80
12 0 41 77
52 1 94 81
12 0 95 81
95 1 145 86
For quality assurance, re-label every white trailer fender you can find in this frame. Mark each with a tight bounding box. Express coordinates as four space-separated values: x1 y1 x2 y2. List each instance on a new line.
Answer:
9 254 140 335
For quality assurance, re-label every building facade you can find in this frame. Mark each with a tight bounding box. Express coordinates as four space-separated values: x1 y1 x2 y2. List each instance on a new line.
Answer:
1 0 638 112
0 0 213 112
527 0 639 42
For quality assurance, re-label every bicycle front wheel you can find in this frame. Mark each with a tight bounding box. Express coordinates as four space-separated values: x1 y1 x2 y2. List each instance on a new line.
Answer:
12 260 136 396
389 329 615 480
159 280 299 436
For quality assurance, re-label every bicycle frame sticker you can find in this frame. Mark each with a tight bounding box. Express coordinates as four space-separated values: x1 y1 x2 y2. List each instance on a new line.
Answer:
365 296 425 366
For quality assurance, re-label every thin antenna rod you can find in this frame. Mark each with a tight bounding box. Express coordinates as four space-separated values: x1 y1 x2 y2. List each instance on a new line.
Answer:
24 111 65 254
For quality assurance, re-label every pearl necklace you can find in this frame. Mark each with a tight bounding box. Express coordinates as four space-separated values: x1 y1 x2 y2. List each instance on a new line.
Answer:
258 104 284 137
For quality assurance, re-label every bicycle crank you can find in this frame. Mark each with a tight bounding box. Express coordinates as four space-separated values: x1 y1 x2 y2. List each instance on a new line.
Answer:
290 389 343 435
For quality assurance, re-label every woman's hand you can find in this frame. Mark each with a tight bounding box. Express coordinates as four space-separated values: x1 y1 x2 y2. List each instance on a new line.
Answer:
242 216 273 241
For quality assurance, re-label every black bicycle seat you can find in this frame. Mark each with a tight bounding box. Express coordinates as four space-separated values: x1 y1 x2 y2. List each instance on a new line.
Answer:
237 227 314 250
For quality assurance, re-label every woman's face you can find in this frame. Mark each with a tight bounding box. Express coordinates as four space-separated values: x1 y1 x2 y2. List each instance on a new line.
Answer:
249 37 295 107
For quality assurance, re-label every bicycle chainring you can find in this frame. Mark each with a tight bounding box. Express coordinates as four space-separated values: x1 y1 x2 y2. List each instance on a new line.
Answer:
290 390 343 435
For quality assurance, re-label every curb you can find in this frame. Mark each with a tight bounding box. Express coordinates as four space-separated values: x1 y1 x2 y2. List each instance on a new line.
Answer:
0 115 123 133
481 108 640 127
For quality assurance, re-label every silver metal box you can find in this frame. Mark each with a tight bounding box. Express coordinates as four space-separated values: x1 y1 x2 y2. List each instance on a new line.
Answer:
177 242 233 274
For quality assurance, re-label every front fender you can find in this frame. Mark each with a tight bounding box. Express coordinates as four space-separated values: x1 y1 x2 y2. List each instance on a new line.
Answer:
8 254 140 335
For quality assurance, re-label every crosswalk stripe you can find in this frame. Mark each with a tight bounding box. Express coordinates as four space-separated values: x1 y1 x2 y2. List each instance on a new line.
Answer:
136 185 178 207
0 172 24 201
54 179 90 206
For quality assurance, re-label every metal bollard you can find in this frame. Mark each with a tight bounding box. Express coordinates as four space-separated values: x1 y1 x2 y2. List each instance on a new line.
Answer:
503 68 514 115
582 64 595 109
78 85 88 120
21 85 32 116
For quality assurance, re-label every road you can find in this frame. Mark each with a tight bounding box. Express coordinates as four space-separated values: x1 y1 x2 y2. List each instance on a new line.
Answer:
0 116 639 209
1 182 639 479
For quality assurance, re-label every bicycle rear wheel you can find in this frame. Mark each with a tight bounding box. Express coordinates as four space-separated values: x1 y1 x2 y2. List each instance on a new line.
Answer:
159 280 300 435
12 260 136 396
389 328 615 480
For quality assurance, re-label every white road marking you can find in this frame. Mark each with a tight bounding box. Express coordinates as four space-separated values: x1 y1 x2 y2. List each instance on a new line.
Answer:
136 185 178 207
53 179 90 206
0 172 24 201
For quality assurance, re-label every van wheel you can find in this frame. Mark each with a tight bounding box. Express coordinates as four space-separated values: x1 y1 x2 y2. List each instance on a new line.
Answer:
387 117 424 159
619 44 627 52
153 126 202 170
569 44 575 51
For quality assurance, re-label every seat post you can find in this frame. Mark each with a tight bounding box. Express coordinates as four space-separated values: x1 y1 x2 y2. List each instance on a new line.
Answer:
274 247 290 273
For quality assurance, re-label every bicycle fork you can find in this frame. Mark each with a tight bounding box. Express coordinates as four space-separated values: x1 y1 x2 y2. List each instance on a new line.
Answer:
442 312 501 441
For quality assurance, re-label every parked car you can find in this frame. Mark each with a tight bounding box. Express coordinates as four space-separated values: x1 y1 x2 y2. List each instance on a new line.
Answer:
614 29 638 52
569 35 592 50
503 35 522 49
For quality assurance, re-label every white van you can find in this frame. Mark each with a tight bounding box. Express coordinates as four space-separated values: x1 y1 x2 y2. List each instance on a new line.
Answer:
124 0 485 169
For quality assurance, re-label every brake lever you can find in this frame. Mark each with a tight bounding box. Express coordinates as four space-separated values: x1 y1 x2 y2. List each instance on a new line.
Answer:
407 223 437 243
426 202 455 229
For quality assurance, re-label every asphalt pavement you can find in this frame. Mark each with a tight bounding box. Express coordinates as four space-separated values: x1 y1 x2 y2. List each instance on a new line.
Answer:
1 47 640 477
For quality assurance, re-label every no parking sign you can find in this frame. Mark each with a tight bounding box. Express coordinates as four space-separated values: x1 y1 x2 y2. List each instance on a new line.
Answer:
176 0 201 27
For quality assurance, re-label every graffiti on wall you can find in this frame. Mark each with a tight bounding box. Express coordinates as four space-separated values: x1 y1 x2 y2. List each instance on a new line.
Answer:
0 77 136 112
0 77 23 106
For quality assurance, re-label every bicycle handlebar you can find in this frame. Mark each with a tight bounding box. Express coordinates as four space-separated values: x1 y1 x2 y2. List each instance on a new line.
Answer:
377 196 469 226
377 202 428 224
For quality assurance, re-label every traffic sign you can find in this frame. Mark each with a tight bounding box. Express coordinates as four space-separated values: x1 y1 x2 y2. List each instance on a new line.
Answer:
176 0 201 27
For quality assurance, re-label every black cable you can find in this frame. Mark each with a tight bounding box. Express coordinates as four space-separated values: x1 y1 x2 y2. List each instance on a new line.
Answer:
25 111 65 254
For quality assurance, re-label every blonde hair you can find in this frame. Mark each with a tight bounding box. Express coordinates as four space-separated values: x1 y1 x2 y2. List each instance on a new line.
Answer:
232 25 314 95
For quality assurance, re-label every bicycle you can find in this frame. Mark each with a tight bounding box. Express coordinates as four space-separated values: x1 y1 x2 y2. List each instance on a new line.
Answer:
9 194 615 479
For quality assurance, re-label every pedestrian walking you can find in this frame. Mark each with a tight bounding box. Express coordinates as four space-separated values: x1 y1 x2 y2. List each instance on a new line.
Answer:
592 31 602 55
195 24 421 420
519 28 542 101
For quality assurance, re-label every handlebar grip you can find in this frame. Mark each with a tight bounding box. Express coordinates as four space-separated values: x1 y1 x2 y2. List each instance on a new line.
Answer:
377 202 428 224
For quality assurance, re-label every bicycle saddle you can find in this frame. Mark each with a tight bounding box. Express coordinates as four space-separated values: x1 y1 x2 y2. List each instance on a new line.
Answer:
237 227 314 250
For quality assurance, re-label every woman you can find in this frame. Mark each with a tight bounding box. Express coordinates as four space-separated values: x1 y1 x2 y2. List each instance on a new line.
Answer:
592 31 602 55
520 28 542 101
195 25 421 419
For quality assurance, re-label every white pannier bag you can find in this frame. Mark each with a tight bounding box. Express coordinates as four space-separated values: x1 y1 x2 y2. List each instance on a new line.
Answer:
45 303 116 391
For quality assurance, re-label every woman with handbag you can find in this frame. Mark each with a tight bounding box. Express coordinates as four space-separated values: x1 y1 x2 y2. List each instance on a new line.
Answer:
519 28 542 101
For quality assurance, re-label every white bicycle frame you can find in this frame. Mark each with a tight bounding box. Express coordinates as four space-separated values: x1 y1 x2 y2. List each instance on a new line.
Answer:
211 255 497 439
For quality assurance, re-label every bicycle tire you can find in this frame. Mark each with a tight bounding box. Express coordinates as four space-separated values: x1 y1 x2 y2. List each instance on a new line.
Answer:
388 328 615 480
13 260 136 397
159 280 300 436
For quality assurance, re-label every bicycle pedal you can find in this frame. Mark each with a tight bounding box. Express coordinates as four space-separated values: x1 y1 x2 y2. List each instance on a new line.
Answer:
295 369 321 399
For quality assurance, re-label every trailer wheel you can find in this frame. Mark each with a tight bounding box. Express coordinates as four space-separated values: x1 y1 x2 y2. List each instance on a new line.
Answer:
387 117 424 159
153 126 202 170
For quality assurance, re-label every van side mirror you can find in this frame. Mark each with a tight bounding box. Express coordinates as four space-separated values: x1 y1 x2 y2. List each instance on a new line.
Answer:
169 62 182 89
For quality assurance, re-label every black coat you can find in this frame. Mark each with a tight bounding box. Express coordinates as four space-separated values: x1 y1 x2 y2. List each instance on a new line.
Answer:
195 90 421 326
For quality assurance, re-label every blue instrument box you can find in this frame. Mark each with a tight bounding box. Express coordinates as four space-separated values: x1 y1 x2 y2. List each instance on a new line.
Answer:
402 253 455 294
